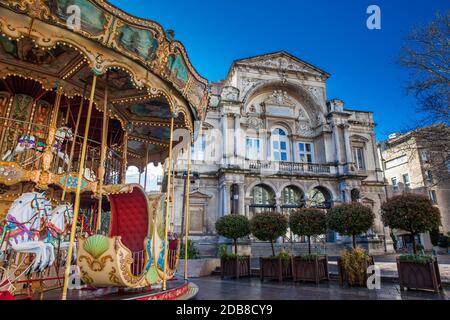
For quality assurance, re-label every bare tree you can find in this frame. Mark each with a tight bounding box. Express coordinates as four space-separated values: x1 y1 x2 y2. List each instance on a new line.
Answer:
399 11 449 125
396 12 450 184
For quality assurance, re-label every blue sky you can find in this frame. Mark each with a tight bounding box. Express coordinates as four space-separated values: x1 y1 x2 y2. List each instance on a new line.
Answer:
110 0 448 140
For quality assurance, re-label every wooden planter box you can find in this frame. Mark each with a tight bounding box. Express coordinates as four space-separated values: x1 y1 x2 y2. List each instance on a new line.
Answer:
220 256 251 279
292 256 329 284
338 256 375 287
397 258 442 293
260 257 292 282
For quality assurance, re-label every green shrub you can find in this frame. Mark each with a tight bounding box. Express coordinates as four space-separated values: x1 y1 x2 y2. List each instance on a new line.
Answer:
399 254 434 264
250 212 288 257
299 253 321 262
289 208 327 254
264 251 291 260
382 194 441 255
215 215 251 255
327 203 375 249
180 240 200 260
277 251 291 260
340 248 372 286
218 244 228 259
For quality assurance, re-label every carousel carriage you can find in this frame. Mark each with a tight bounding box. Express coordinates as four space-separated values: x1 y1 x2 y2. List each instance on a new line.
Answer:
0 0 208 300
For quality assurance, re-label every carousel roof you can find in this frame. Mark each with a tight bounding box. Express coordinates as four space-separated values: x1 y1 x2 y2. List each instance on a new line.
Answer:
0 0 210 166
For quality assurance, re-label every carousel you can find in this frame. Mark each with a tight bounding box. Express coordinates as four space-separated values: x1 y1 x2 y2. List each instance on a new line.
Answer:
0 0 208 300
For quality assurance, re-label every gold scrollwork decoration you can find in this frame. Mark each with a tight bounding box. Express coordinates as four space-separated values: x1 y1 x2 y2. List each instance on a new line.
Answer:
79 255 114 272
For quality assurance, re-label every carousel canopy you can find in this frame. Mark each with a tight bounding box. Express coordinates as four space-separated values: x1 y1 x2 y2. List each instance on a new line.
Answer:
0 0 209 166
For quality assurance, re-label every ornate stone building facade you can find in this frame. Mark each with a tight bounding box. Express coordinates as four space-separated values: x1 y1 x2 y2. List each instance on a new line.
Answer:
173 52 393 256
379 127 450 251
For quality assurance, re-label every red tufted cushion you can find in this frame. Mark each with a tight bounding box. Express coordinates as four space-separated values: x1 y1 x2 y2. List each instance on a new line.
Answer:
109 187 149 253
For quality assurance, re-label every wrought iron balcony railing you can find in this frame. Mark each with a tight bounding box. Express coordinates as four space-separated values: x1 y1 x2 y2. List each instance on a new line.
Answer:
246 160 337 175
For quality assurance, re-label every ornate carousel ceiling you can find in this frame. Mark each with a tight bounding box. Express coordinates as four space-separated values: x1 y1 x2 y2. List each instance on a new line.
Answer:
0 0 209 165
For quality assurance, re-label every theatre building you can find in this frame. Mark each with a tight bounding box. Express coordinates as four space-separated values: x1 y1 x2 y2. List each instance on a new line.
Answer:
173 52 394 256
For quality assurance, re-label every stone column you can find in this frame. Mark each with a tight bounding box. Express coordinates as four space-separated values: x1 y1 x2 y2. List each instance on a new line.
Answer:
234 114 240 157
221 113 229 165
289 135 295 162
343 125 353 164
238 184 245 215
332 122 342 166
223 183 230 216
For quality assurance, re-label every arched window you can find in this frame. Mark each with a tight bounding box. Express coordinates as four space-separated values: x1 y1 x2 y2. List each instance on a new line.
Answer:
271 127 289 162
281 186 305 213
308 187 333 209
250 184 276 214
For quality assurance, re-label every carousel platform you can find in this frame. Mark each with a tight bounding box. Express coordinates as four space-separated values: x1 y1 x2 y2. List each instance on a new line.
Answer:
18 280 199 301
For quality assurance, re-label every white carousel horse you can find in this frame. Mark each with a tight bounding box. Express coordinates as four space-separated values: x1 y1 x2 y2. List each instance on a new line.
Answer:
45 204 76 262
53 126 73 167
0 193 55 273
83 168 97 182
2 135 39 161
2 126 73 165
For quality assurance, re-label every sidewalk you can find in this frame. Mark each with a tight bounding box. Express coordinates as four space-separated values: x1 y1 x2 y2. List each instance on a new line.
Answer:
194 276 450 300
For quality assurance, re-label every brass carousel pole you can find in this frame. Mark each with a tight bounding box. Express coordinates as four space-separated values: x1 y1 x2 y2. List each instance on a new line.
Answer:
121 131 128 184
144 145 149 192
62 74 97 300
39 85 63 180
62 84 87 202
184 133 193 281
162 115 175 291
97 82 109 232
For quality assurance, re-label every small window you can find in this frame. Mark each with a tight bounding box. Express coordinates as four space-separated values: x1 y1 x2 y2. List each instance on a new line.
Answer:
426 170 434 183
298 142 314 163
246 137 261 160
429 190 438 205
353 147 366 170
192 135 206 161
392 177 399 192
402 174 410 190
421 150 429 163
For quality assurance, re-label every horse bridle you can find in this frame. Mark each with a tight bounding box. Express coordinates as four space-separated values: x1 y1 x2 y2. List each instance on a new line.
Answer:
29 194 52 229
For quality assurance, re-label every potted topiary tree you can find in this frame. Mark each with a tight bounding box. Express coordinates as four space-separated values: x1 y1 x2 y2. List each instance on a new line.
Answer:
289 209 329 284
215 215 251 279
250 212 291 282
382 194 442 293
327 203 375 287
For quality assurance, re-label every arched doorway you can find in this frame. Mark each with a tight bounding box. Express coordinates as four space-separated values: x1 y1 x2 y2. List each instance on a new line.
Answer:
250 184 276 215
308 186 334 242
281 185 306 243
308 186 333 209
281 186 305 214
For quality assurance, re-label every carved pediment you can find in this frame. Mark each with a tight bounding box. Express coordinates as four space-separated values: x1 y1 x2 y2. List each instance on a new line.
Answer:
350 134 370 143
190 190 212 199
235 52 329 78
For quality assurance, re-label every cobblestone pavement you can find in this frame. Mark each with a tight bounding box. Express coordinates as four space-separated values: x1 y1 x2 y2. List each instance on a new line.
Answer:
193 276 450 300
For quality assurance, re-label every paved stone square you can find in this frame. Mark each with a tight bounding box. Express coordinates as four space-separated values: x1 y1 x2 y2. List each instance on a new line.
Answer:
193 276 449 300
